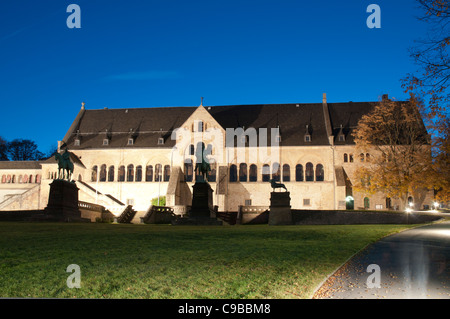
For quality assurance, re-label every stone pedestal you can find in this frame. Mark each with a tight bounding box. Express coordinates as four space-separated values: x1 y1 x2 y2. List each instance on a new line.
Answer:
44 180 85 222
172 181 222 225
269 191 293 225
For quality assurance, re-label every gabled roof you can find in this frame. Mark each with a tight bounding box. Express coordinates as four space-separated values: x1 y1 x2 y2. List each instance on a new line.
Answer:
63 101 383 149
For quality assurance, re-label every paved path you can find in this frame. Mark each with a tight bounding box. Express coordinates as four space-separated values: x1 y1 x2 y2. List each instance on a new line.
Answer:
313 221 450 299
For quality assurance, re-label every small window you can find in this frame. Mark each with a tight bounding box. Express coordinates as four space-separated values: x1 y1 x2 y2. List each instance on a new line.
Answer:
245 199 252 206
304 135 311 142
303 199 311 206
276 135 281 143
74 139 80 146
103 139 109 146
128 138 134 145
338 135 345 142
127 199 135 206
344 153 348 162
158 138 164 145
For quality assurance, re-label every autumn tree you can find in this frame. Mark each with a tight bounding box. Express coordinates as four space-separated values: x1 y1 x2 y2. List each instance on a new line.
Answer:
352 95 433 209
402 0 449 204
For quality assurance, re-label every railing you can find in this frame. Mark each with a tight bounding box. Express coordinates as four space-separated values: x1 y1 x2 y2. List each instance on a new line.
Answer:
78 201 104 212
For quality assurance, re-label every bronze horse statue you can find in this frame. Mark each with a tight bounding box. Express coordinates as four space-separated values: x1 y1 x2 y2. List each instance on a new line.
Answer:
55 149 74 181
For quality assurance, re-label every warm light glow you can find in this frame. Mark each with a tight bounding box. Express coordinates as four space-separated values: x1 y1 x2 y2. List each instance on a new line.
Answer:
405 207 413 213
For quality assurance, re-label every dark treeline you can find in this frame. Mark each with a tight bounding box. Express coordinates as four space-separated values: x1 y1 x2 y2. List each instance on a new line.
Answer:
0 136 57 161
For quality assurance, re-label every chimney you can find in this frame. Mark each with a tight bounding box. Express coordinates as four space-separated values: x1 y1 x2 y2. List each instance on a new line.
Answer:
322 93 327 104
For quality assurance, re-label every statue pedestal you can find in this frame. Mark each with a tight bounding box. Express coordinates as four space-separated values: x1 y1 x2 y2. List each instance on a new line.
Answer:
172 181 222 225
269 192 293 225
44 180 86 222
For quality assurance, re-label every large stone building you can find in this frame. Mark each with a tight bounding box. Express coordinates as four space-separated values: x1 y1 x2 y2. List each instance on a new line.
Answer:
0 94 434 218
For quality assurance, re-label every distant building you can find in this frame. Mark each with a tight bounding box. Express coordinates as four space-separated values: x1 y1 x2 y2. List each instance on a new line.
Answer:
0 94 433 218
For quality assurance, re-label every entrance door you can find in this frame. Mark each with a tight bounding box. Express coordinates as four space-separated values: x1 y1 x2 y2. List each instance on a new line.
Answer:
346 196 354 210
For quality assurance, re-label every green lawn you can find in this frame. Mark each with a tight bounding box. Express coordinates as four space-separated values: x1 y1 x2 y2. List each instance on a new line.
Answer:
0 222 415 299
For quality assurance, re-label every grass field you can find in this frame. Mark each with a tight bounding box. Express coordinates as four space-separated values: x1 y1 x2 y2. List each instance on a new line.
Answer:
0 222 416 299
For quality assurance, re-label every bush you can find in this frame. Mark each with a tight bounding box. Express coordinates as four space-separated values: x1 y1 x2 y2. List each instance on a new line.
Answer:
151 196 166 206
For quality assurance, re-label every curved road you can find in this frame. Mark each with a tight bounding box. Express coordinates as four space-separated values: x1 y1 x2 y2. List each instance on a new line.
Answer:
314 220 450 299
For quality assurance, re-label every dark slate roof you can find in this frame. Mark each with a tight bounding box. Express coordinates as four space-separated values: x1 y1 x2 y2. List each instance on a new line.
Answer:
66 107 197 149
0 161 42 170
208 103 330 146
64 102 382 149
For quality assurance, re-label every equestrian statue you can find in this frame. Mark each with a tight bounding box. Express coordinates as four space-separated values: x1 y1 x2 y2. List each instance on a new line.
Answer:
194 144 211 182
55 148 74 181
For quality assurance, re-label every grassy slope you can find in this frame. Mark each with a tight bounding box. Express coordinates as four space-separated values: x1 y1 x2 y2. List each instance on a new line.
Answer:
0 223 414 299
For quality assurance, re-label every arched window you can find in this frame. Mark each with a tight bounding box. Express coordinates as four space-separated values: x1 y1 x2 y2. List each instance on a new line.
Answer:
184 161 193 182
229 164 237 182
349 154 354 163
316 164 324 182
118 166 125 182
208 160 216 182
18 175 23 184
360 153 365 162
1 175 6 183
35 175 41 183
262 164 270 182
108 166 115 182
344 153 348 163
12 175 16 183
366 153 370 162
272 162 280 182
6 175 11 183
305 162 314 181
296 164 304 182
364 197 370 209
189 144 194 156
99 164 107 182
78 174 82 182
23 175 28 183
146 165 153 182
155 164 162 182
249 164 257 182
164 165 170 182
283 164 290 182
239 163 247 182
91 166 98 182
136 165 142 182
127 164 134 182
386 197 392 209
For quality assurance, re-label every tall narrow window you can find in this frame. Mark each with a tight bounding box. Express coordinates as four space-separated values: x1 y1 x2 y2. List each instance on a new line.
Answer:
208 160 216 182
239 163 247 182
127 164 134 182
99 164 107 182
262 164 270 182
184 161 193 182
282 164 290 182
155 164 162 182
296 164 304 182
316 164 324 181
118 166 125 182
198 121 204 132
189 144 195 156
164 165 171 182
349 154 354 163
272 162 280 182
305 162 314 181
91 166 98 182
366 153 370 162
229 164 237 182
360 153 365 162
146 165 153 182
249 164 257 182
108 166 115 182
136 165 142 182
364 197 370 209
344 153 348 163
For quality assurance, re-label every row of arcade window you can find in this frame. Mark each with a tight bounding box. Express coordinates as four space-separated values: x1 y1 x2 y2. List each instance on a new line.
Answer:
91 164 171 182
228 163 324 182
344 153 371 163
1 174 41 184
